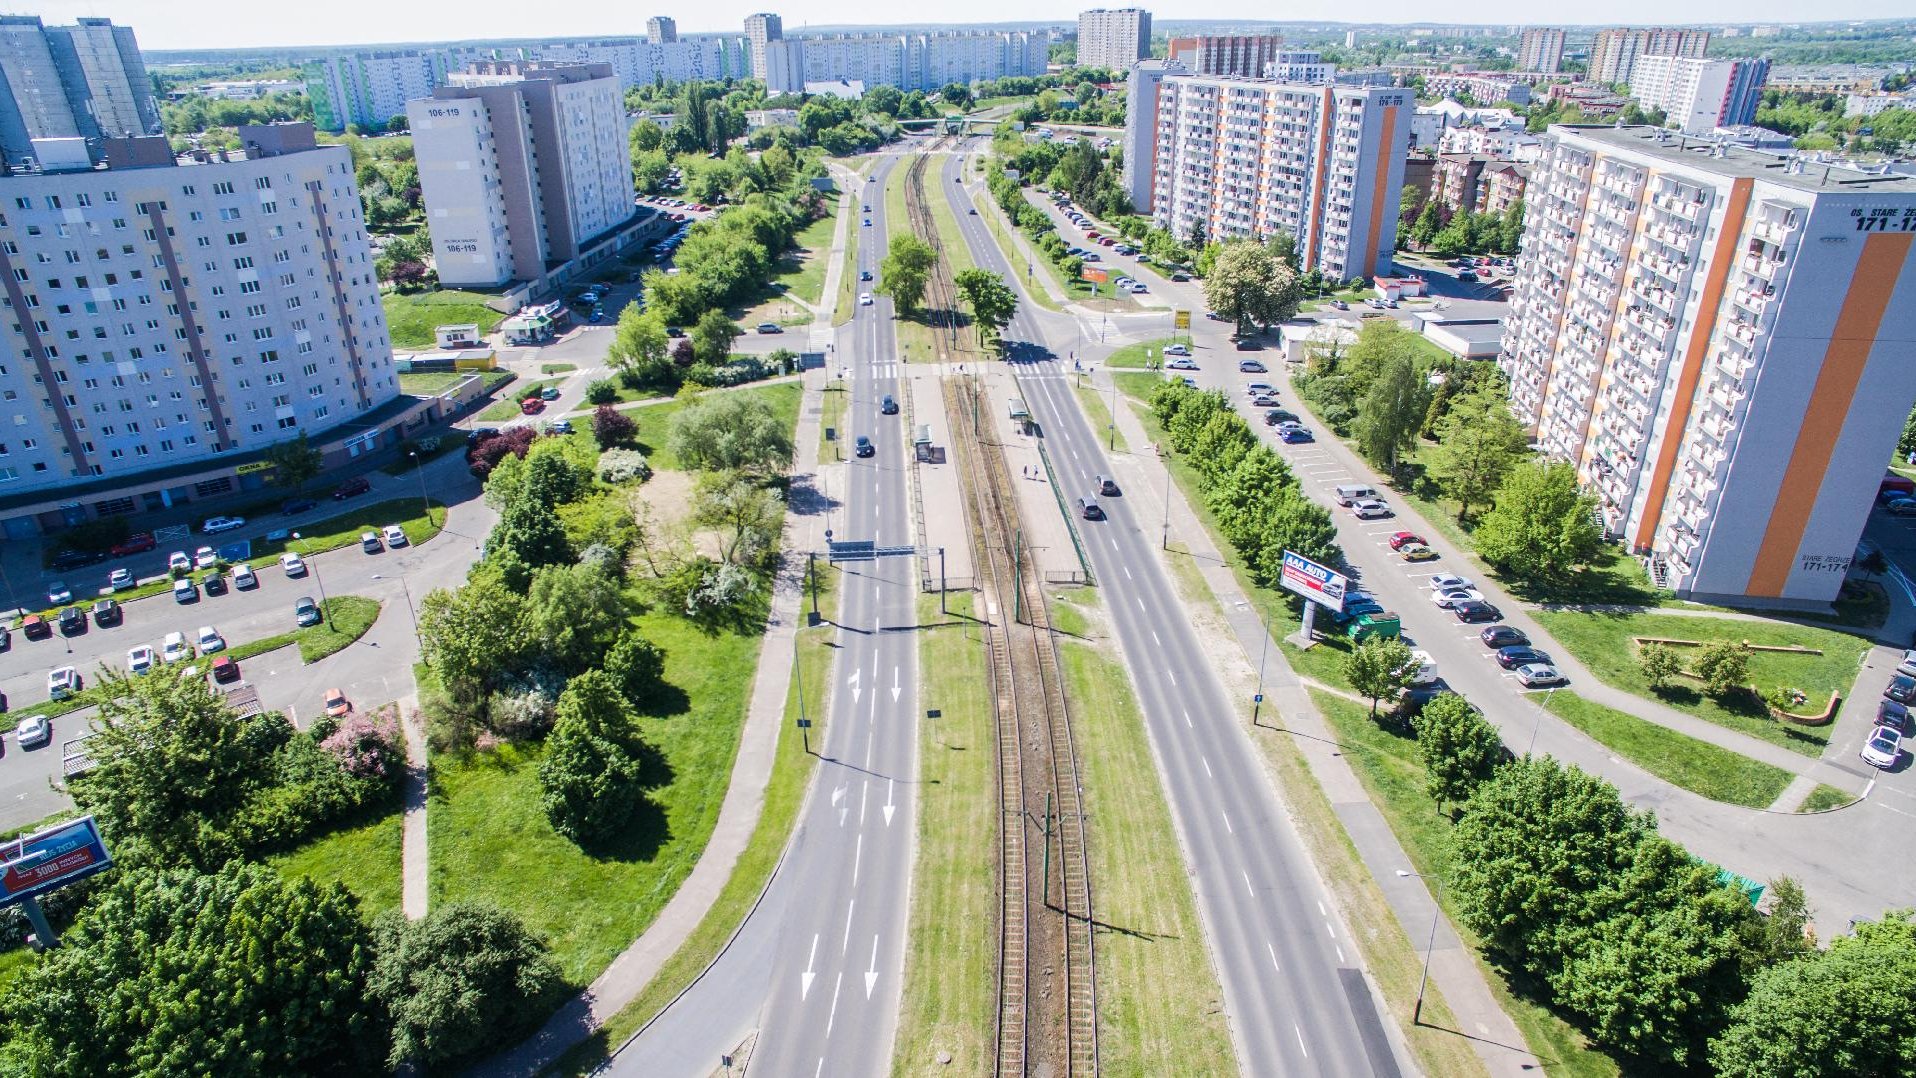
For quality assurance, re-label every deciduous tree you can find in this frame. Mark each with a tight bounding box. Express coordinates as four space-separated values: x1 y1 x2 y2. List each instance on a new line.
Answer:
878 233 937 314
952 268 1019 348
1354 354 1431 472
607 306 673 387
1412 693 1506 810
1472 460 1605 583
370 901 565 1069
691 308 743 365
1200 240 1300 336
527 560 631 674
1694 640 1753 699
668 391 794 474
264 431 323 490
419 573 531 695
1426 387 1529 520
1344 637 1415 716
1638 642 1684 693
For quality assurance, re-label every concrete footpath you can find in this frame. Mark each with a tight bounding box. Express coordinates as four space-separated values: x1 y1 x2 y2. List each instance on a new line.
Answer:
399 696 428 920
1102 375 1540 1076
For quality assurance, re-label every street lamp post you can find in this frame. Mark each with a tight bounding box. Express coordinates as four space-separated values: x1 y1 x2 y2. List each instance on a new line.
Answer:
292 531 328 628
1159 448 1172 550
408 450 432 526
1396 868 1445 1025
1530 687 1556 756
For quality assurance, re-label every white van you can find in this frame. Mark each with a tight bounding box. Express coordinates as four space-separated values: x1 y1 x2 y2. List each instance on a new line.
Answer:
1333 484 1379 507
1399 650 1439 686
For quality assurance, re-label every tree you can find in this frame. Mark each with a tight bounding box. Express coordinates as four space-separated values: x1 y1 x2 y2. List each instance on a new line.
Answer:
486 496 573 580
1694 640 1753 699
941 82 973 109
3 861 380 1076
593 403 638 448
1426 387 1529 520
878 233 937 314
1354 354 1431 472
1901 404 1916 461
668 391 794 474
1710 909 1916 1077
369 901 565 1069
1472 461 1605 583
1412 693 1506 810
692 470 785 567
1758 877 1816 964
527 560 631 674
521 449 589 508
952 268 1019 348
606 632 670 711
264 431 323 490
1200 240 1301 336
607 306 673 387
1638 642 1684 692
864 84 903 116
691 308 743 365
1345 637 1415 716
419 575 531 695
538 671 656 848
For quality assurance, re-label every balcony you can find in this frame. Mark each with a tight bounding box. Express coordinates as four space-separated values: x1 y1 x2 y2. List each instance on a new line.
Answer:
1742 253 1785 281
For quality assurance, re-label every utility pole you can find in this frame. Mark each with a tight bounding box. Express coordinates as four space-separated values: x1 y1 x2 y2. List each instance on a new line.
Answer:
794 640 812 755
1012 527 1024 625
1252 606 1271 727
938 547 947 614
1042 791 1054 910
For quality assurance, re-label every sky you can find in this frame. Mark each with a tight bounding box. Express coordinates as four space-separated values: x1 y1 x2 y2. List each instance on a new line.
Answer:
15 1 1916 52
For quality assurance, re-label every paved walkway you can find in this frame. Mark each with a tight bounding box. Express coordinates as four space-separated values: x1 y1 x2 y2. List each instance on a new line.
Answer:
399 695 428 920
1102 373 1539 1076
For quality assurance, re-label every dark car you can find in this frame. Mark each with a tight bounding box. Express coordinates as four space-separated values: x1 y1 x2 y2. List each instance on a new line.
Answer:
1234 338 1261 351
1886 675 1916 705
49 548 106 571
1454 600 1502 624
1170 272 1190 282
280 497 318 515
1097 475 1120 497
1263 409 1300 426
1479 625 1529 649
211 656 241 684
1496 646 1554 670
332 476 371 500
110 532 156 557
1279 426 1314 443
57 606 86 635
880 395 899 415
860 270 873 282
1078 497 1105 520
854 435 874 458
1878 698 1911 735
203 573 229 597
91 598 122 627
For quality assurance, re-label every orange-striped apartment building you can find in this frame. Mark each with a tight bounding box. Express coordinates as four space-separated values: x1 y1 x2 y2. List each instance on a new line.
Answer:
1501 125 1916 606
1134 70 1410 281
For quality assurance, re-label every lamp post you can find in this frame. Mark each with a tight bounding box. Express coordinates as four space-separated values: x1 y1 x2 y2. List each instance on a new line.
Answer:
292 531 328 627
408 449 432 526
1395 868 1445 1026
1529 686 1557 756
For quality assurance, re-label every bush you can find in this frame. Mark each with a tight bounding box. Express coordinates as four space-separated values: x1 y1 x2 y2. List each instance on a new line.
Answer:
585 379 619 405
538 672 658 848
1693 640 1753 699
319 705 405 783
468 426 536 480
606 632 669 710
1638 642 1684 693
370 902 566 1069
593 404 638 448
596 447 652 484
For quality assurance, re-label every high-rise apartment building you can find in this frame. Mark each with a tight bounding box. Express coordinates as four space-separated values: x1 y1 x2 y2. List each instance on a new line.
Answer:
532 37 753 91
1500 125 1916 605
0 16 160 164
745 13 783 81
1263 49 1338 84
762 31 1047 94
1128 69 1411 280
305 51 448 133
1517 28 1566 74
1077 8 1151 72
0 124 397 513
1628 55 1769 134
1587 27 1710 86
647 17 679 44
1165 34 1282 78
409 63 634 289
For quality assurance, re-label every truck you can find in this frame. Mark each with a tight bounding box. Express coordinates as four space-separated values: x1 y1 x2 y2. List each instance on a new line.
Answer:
1341 610 1401 643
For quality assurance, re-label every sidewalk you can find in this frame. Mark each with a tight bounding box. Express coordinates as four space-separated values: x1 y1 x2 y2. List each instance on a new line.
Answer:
399 695 428 920
1103 374 1539 1076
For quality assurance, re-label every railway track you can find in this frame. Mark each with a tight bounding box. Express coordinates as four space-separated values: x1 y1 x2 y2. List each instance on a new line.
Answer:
901 140 966 359
945 373 1098 1078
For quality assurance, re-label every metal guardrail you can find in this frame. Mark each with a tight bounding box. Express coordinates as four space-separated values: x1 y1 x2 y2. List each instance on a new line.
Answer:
1032 434 1096 587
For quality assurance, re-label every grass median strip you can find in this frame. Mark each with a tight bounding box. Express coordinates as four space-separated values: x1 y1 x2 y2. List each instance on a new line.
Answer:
1541 691 1796 809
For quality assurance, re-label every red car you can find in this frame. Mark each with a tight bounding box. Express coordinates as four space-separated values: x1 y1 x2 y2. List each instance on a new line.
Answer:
521 397 545 415
1387 531 1426 551
110 532 156 556
692 203 709 212
211 655 240 683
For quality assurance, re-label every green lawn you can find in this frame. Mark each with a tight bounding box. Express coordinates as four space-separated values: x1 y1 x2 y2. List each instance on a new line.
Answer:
977 198 1064 313
270 802 404 919
1796 783 1852 813
1529 611 1870 757
478 378 565 422
541 363 578 375
428 604 767 985
835 183 865 326
1105 336 1183 369
772 203 839 308
382 289 505 350
619 382 801 472
1060 630 1235 1075
1543 692 1796 809
818 381 850 460
251 498 445 561
893 590 997 1076
397 370 472 395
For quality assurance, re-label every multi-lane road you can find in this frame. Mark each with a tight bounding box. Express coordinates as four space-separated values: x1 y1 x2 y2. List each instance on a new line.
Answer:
941 144 1408 1075
607 153 920 1077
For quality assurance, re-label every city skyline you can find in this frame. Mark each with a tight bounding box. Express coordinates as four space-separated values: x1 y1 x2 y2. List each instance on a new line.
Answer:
14 2 1915 52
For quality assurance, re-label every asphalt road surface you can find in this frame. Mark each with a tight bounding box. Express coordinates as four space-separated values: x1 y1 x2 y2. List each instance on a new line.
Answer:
608 152 920 1077
943 144 1407 1075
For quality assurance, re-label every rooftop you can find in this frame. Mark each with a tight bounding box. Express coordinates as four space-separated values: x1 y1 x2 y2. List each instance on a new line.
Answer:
1554 124 1916 195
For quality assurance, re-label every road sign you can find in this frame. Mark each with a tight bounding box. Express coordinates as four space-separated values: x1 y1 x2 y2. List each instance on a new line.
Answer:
1279 550 1347 613
1173 309 1191 330
0 816 113 907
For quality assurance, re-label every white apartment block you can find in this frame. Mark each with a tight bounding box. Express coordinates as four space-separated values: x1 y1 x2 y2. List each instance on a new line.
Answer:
0 16 160 163
0 125 396 511
1587 27 1710 86
1077 8 1151 72
1629 56 1769 134
410 63 634 290
532 37 753 92
305 51 447 133
647 17 678 44
1130 71 1411 280
1424 72 1532 108
1845 92 1909 118
763 32 1046 95
1517 28 1565 75
745 13 783 82
1500 125 1916 605
1262 50 1337 85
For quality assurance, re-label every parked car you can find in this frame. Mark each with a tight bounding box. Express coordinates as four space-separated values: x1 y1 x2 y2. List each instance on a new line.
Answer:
1429 573 1474 592
1387 531 1426 551
92 598 121 627
203 573 228 597
1234 338 1261 351
1431 587 1485 608
1167 357 1199 371
1162 343 1191 357
280 551 308 577
46 666 80 701
211 655 240 684
1350 499 1393 520
232 563 257 589
1453 601 1502 623
382 524 409 548
108 568 135 592
194 547 218 570
324 688 351 719
756 322 783 334
192 626 223 654
1514 664 1565 688
172 577 198 603
1860 724 1903 769
1237 360 1267 373
201 515 247 534
1244 382 1274 397
1481 625 1529 649
168 551 191 573
1496 646 1554 670
1078 496 1105 520
46 581 71 606
110 532 156 556
15 715 51 747
332 476 371 500
21 615 49 640
49 548 105 571
57 606 85 635
1264 409 1301 426
547 419 573 435
1399 542 1436 561
127 645 155 675
360 531 383 553
1877 698 1910 735
1886 675 1916 705
295 596 322 626
854 435 874 458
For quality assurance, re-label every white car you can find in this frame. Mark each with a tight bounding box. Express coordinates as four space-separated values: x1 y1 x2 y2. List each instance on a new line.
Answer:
382 524 409 548
280 551 307 577
859 292 873 306
196 625 226 654
14 715 50 748
1514 664 1566 688
127 645 156 674
1430 587 1486 608
162 631 190 663
169 551 191 573
1351 499 1393 520
1429 573 1474 593
46 666 80 700
1162 343 1192 357
201 515 247 534
1167 357 1199 371
194 546 218 570
232 562 257 589
1860 724 1903 769
46 581 71 605
108 568 135 591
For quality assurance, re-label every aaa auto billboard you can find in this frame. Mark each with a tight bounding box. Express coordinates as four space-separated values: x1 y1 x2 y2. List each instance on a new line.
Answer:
0 815 113 906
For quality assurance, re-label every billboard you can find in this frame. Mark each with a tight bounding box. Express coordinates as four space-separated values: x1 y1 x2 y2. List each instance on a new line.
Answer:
1082 265 1109 284
1173 309 1191 330
1279 550 1347 613
0 816 113 906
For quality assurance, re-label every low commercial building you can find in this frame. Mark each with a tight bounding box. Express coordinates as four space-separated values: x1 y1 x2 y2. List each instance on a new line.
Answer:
1500 125 1916 606
1420 317 1504 360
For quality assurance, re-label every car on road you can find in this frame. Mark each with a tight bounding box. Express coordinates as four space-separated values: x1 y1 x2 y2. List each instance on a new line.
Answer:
172 577 198 603
1454 600 1502 623
547 419 573 435
92 598 121 627
201 515 247 534
538 385 562 401
1233 337 1261 351
1278 425 1314 444
127 645 155 675
46 667 80 700
57 606 85 635
211 656 240 684
1329 300 1350 310
1078 496 1105 520
111 532 156 556
324 688 351 719
280 551 307 577
1514 663 1565 688
45 581 71 605
1431 587 1485 608
1496 646 1555 670
168 551 191 573
854 435 874 458
15 715 51 748
1429 573 1474 592
108 568 135 592
295 596 322 626
332 476 371 500
1860 724 1903 769
1163 343 1191 356
1886 675 1916 705
49 548 105 571
520 398 545 415
1170 273 1191 282
382 524 409 548
1237 359 1267 373
194 546 218 570
1387 531 1425 551
860 292 873 305
232 563 257 589
1097 475 1120 496
756 322 783 334
360 531 383 553
281 497 317 515
196 626 225 654
1350 498 1393 519
880 395 898 415
863 218 871 227
1399 542 1436 561
1167 357 1199 371
859 270 873 282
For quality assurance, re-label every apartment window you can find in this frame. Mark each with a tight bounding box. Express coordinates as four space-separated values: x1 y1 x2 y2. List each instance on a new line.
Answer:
224 232 248 246
232 256 254 270
239 281 260 294
212 182 235 196
219 207 242 222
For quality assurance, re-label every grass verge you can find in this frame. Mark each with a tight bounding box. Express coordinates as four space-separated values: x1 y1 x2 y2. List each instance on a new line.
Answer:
819 381 849 461
1071 380 1128 455
1105 336 1182 369
773 201 839 308
478 379 565 422
1796 783 1853 813
978 195 1063 312
270 801 404 918
382 289 504 349
1541 692 1796 809
893 590 996 1075
835 184 864 326
397 371 469 395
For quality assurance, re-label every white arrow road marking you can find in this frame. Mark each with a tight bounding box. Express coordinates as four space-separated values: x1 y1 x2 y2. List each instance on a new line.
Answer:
802 933 819 1000
832 783 849 825
848 668 862 703
883 778 896 826
891 666 901 702
865 935 880 998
